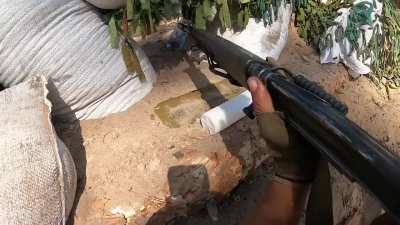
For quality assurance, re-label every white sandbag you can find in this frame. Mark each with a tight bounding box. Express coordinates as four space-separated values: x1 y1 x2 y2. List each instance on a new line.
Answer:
0 0 157 121
0 76 77 225
218 3 291 60
320 0 382 75
85 0 125 9
201 91 252 135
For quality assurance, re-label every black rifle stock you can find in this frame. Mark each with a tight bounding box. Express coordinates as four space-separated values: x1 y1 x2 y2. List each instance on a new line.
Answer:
181 24 400 220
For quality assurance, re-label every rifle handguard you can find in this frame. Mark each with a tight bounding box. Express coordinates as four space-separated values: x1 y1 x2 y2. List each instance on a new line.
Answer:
292 75 348 115
247 61 348 115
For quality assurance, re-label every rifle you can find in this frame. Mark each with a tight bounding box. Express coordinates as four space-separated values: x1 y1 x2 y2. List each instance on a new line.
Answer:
179 23 400 221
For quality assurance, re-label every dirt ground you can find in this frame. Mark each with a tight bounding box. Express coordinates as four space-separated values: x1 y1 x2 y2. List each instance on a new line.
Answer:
60 23 272 225
58 23 400 225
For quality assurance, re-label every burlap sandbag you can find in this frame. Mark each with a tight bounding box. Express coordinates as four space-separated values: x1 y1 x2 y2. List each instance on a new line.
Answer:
0 0 157 121
0 77 77 225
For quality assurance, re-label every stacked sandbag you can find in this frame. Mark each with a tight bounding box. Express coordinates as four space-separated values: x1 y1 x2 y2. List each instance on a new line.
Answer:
218 2 291 61
0 0 157 121
0 77 77 225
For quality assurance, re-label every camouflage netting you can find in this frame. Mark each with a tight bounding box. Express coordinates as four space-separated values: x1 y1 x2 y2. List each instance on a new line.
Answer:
103 0 400 89
370 0 400 88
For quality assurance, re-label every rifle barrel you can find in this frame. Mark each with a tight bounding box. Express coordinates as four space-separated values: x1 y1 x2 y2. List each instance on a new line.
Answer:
185 26 400 220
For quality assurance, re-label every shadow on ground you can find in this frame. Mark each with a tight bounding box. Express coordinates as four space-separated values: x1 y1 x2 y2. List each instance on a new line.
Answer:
142 36 273 225
146 162 272 225
46 80 87 225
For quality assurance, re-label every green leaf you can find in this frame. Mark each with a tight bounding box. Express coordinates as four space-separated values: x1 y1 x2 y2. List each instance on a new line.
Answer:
122 41 146 82
108 15 120 49
244 5 250 27
203 0 211 18
127 0 135 20
195 6 207 30
237 10 244 28
219 0 231 29
140 0 150 10
148 4 154 33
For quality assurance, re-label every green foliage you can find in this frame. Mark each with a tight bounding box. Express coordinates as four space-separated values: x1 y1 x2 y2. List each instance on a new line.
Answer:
127 0 135 20
108 15 120 48
203 0 215 20
183 0 231 30
105 0 181 43
106 0 294 36
184 0 288 31
297 0 350 48
104 0 398 91
298 0 400 90
251 0 289 25
237 4 250 29
370 0 400 88
191 0 217 30
103 0 181 81
195 6 207 29
218 0 232 29
344 1 375 51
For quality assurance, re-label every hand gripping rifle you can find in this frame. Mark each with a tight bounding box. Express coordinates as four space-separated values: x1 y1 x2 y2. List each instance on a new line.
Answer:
179 23 400 221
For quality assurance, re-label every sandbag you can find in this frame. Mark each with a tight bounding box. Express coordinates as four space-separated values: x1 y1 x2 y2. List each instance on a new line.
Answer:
320 0 382 75
0 76 77 225
219 2 291 60
0 0 157 121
